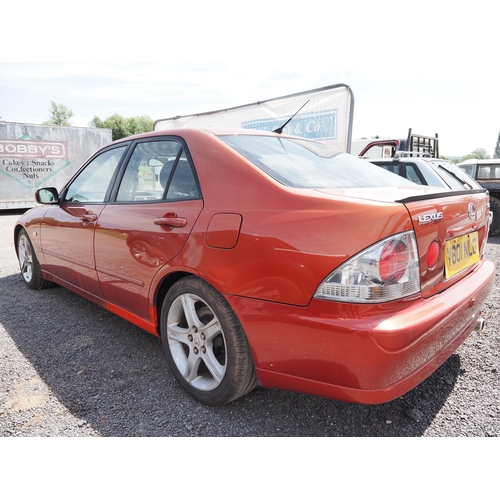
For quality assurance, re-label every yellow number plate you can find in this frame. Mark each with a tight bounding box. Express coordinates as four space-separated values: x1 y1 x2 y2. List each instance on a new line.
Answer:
445 231 479 279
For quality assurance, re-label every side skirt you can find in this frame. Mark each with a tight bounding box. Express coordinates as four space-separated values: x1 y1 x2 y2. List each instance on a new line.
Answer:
42 271 159 337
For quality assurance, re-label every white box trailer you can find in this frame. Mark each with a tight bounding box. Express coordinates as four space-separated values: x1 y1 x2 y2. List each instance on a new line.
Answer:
0 122 112 210
154 83 355 153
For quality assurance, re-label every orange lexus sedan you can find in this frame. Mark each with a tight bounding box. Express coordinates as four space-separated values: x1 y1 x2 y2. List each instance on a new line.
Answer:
15 128 495 406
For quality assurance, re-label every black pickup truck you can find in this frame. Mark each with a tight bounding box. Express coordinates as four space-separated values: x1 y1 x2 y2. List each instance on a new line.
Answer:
457 159 500 236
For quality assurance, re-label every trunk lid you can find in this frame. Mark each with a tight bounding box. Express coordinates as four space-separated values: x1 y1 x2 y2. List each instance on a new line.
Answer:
316 185 490 299
396 189 490 298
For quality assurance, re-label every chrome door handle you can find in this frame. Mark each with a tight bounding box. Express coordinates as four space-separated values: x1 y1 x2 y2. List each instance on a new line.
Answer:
80 212 97 222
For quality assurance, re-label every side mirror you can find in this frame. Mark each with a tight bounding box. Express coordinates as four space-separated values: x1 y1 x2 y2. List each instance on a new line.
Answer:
36 187 59 204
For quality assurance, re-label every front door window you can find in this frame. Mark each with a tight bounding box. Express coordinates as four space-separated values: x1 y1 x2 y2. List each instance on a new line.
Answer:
65 146 127 203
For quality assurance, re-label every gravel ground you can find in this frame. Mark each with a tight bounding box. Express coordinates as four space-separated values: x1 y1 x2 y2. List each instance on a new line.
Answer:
1 209 499 437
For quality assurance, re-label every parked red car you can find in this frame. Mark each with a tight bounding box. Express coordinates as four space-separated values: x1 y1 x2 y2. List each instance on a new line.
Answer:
15 128 495 406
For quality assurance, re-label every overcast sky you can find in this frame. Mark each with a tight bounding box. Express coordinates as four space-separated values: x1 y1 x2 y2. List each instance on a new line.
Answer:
2 0 499 157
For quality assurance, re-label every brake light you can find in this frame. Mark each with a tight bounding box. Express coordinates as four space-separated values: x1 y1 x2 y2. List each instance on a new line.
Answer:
314 231 420 303
379 240 409 282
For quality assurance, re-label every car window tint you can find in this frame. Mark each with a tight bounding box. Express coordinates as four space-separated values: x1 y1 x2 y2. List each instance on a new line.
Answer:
370 162 398 174
116 140 182 202
220 135 414 189
458 164 475 178
166 151 200 200
407 163 445 189
65 146 127 203
478 164 500 180
430 161 480 189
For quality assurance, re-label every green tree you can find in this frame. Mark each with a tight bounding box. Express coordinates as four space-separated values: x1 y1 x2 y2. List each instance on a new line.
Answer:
494 131 500 159
89 114 154 141
43 101 74 126
127 115 155 136
460 148 491 162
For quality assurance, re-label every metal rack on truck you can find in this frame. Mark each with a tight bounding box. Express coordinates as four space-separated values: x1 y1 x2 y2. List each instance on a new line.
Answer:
355 128 439 159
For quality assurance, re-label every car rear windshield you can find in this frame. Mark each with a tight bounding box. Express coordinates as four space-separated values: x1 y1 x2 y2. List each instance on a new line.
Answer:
219 135 414 189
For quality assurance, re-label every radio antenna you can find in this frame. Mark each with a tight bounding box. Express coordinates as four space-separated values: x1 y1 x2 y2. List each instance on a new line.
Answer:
273 100 310 134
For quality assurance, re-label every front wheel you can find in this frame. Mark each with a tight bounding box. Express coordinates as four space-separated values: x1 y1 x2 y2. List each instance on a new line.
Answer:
17 229 52 289
160 276 257 406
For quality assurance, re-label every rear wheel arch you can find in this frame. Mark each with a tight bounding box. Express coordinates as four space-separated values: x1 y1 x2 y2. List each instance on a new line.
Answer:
153 271 231 333
154 271 192 332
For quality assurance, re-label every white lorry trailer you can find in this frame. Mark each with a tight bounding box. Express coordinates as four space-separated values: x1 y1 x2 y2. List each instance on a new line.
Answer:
0 122 111 210
154 83 355 153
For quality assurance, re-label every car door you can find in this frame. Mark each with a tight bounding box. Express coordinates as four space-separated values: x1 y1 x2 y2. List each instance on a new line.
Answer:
40 144 129 299
94 138 203 320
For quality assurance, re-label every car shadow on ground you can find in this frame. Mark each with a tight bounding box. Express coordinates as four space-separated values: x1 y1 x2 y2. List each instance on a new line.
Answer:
0 272 461 437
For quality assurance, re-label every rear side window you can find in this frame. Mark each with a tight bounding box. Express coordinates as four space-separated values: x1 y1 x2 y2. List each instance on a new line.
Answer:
166 153 200 200
219 135 414 189
116 140 201 202
374 163 398 174
477 164 500 180
430 161 481 189
458 164 475 177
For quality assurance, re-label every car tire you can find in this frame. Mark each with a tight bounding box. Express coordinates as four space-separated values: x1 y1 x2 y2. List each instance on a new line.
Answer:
489 196 500 237
160 276 257 406
17 229 52 290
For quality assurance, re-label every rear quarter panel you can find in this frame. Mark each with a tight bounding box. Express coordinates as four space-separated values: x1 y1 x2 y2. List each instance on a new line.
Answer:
168 131 414 306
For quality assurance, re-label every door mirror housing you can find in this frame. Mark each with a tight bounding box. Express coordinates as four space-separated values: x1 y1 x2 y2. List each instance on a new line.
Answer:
36 187 59 204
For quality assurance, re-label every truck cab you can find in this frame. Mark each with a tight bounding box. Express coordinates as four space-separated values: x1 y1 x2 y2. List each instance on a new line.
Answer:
457 159 500 236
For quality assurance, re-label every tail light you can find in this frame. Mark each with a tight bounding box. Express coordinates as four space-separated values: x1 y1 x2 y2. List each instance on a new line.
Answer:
314 231 420 303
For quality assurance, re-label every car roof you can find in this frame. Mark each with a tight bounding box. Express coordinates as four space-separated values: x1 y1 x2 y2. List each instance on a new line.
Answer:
396 157 441 162
370 157 445 164
110 127 294 146
458 159 500 165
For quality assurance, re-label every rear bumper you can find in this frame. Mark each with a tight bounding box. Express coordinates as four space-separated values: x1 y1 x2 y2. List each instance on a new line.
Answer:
228 259 495 404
